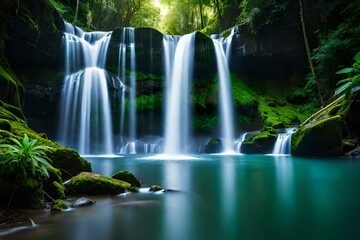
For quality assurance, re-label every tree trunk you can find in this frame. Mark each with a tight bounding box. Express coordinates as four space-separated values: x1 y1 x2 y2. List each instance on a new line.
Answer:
96 0 104 28
73 0 80 24
299 0 324 106
214 0 221 19
199 1 204 29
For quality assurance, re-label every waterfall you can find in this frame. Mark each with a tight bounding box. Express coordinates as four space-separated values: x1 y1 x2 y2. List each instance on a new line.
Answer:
163 33 196 155
118 28 137 151
272 128 296 155
235 133 247 154
58 22 114 155
211 32 236 154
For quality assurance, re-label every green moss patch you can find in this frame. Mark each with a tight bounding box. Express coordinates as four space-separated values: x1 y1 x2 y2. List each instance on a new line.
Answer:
112 170 142 187
49 148 92 180
292 115 343 156
241 128 277 154
136 93 162 111
258 96 308 127
52 199 68 211
66 172 136 196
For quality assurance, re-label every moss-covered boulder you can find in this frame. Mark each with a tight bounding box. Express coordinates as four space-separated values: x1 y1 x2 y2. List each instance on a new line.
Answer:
66 172 138 196
43 167 65 199
291 115 343 157
52 199 68 211
204 138 223 153
49 148 92 180
112 170 142 188
241 128 277 154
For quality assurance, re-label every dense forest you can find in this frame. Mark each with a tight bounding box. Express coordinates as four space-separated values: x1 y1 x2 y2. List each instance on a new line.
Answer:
49 0 360 102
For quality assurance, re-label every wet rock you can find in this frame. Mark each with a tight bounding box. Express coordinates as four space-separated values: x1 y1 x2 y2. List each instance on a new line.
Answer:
204 138 223 153
149 185 164 192
291 115 343 157
66 172 133 195
241 128 277 154
112 170 142 188
72 197 96 208
49 148 92 180
52 199 68 210
346 146 360 157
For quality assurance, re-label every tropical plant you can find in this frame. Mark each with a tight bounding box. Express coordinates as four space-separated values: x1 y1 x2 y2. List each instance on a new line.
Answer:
334 52 360 96
0 134 54 178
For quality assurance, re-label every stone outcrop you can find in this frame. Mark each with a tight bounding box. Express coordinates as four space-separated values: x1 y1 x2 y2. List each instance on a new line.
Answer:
112 170 142 188
66 172 138 195
291 115 343 156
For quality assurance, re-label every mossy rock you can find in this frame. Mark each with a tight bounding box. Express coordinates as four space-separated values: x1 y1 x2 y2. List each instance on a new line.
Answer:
2 103 26 122
52 199 68 211
66 172 137 196
0 119 11 131
0 104 26 123
204 138 223 153
291 115 343 157
49 148 92 180
241 130 277 154
112 170 142 188
43 167 65 199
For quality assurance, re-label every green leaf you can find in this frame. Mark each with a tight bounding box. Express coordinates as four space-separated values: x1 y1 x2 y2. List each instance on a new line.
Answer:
334 81 353 96
336 78 351 86
41 165 49 178
354 52 360 62
336 67 355 74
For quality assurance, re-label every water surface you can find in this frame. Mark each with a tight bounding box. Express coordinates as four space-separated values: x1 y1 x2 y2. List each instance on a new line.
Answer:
3 155 360 240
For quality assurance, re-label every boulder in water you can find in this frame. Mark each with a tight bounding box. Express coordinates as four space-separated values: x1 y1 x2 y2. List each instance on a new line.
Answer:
66 172 136 195
241 128 277 154
149 185 164 192
204 138 223 153
112 170 142 187
52 199 68 210
72 197 96 208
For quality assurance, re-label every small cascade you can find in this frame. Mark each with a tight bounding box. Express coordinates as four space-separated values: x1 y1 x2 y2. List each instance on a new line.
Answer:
211 30 236 154
272 128 296 155
235 133 248 153
163 33 196 155
120 136 162 154
118 28 137 149
58 22 114 155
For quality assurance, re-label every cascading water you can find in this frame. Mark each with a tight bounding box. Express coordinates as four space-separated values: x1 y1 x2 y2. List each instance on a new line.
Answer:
235 133 248 154
58 22 114 155
272 128 296 155
118 28 137 152
163 33 196 155
211 31 236 154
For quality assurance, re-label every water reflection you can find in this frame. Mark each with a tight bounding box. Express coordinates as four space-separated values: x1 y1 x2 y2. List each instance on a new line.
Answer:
220 156 236 239
3 155 360 240
162 162 191 240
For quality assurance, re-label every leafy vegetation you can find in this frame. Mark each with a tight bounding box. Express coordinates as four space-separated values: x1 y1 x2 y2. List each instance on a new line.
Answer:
0 134 54 178
334 52 360 96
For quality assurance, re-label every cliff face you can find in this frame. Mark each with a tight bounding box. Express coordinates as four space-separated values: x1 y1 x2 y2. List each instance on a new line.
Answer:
0 0 309 139
0 0 64 123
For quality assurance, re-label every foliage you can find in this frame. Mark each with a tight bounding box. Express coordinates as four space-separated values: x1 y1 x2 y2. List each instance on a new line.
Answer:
334 52 360 96
311 0 360 97
136 93 162 111
0 134 54 178
238 0 289 33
